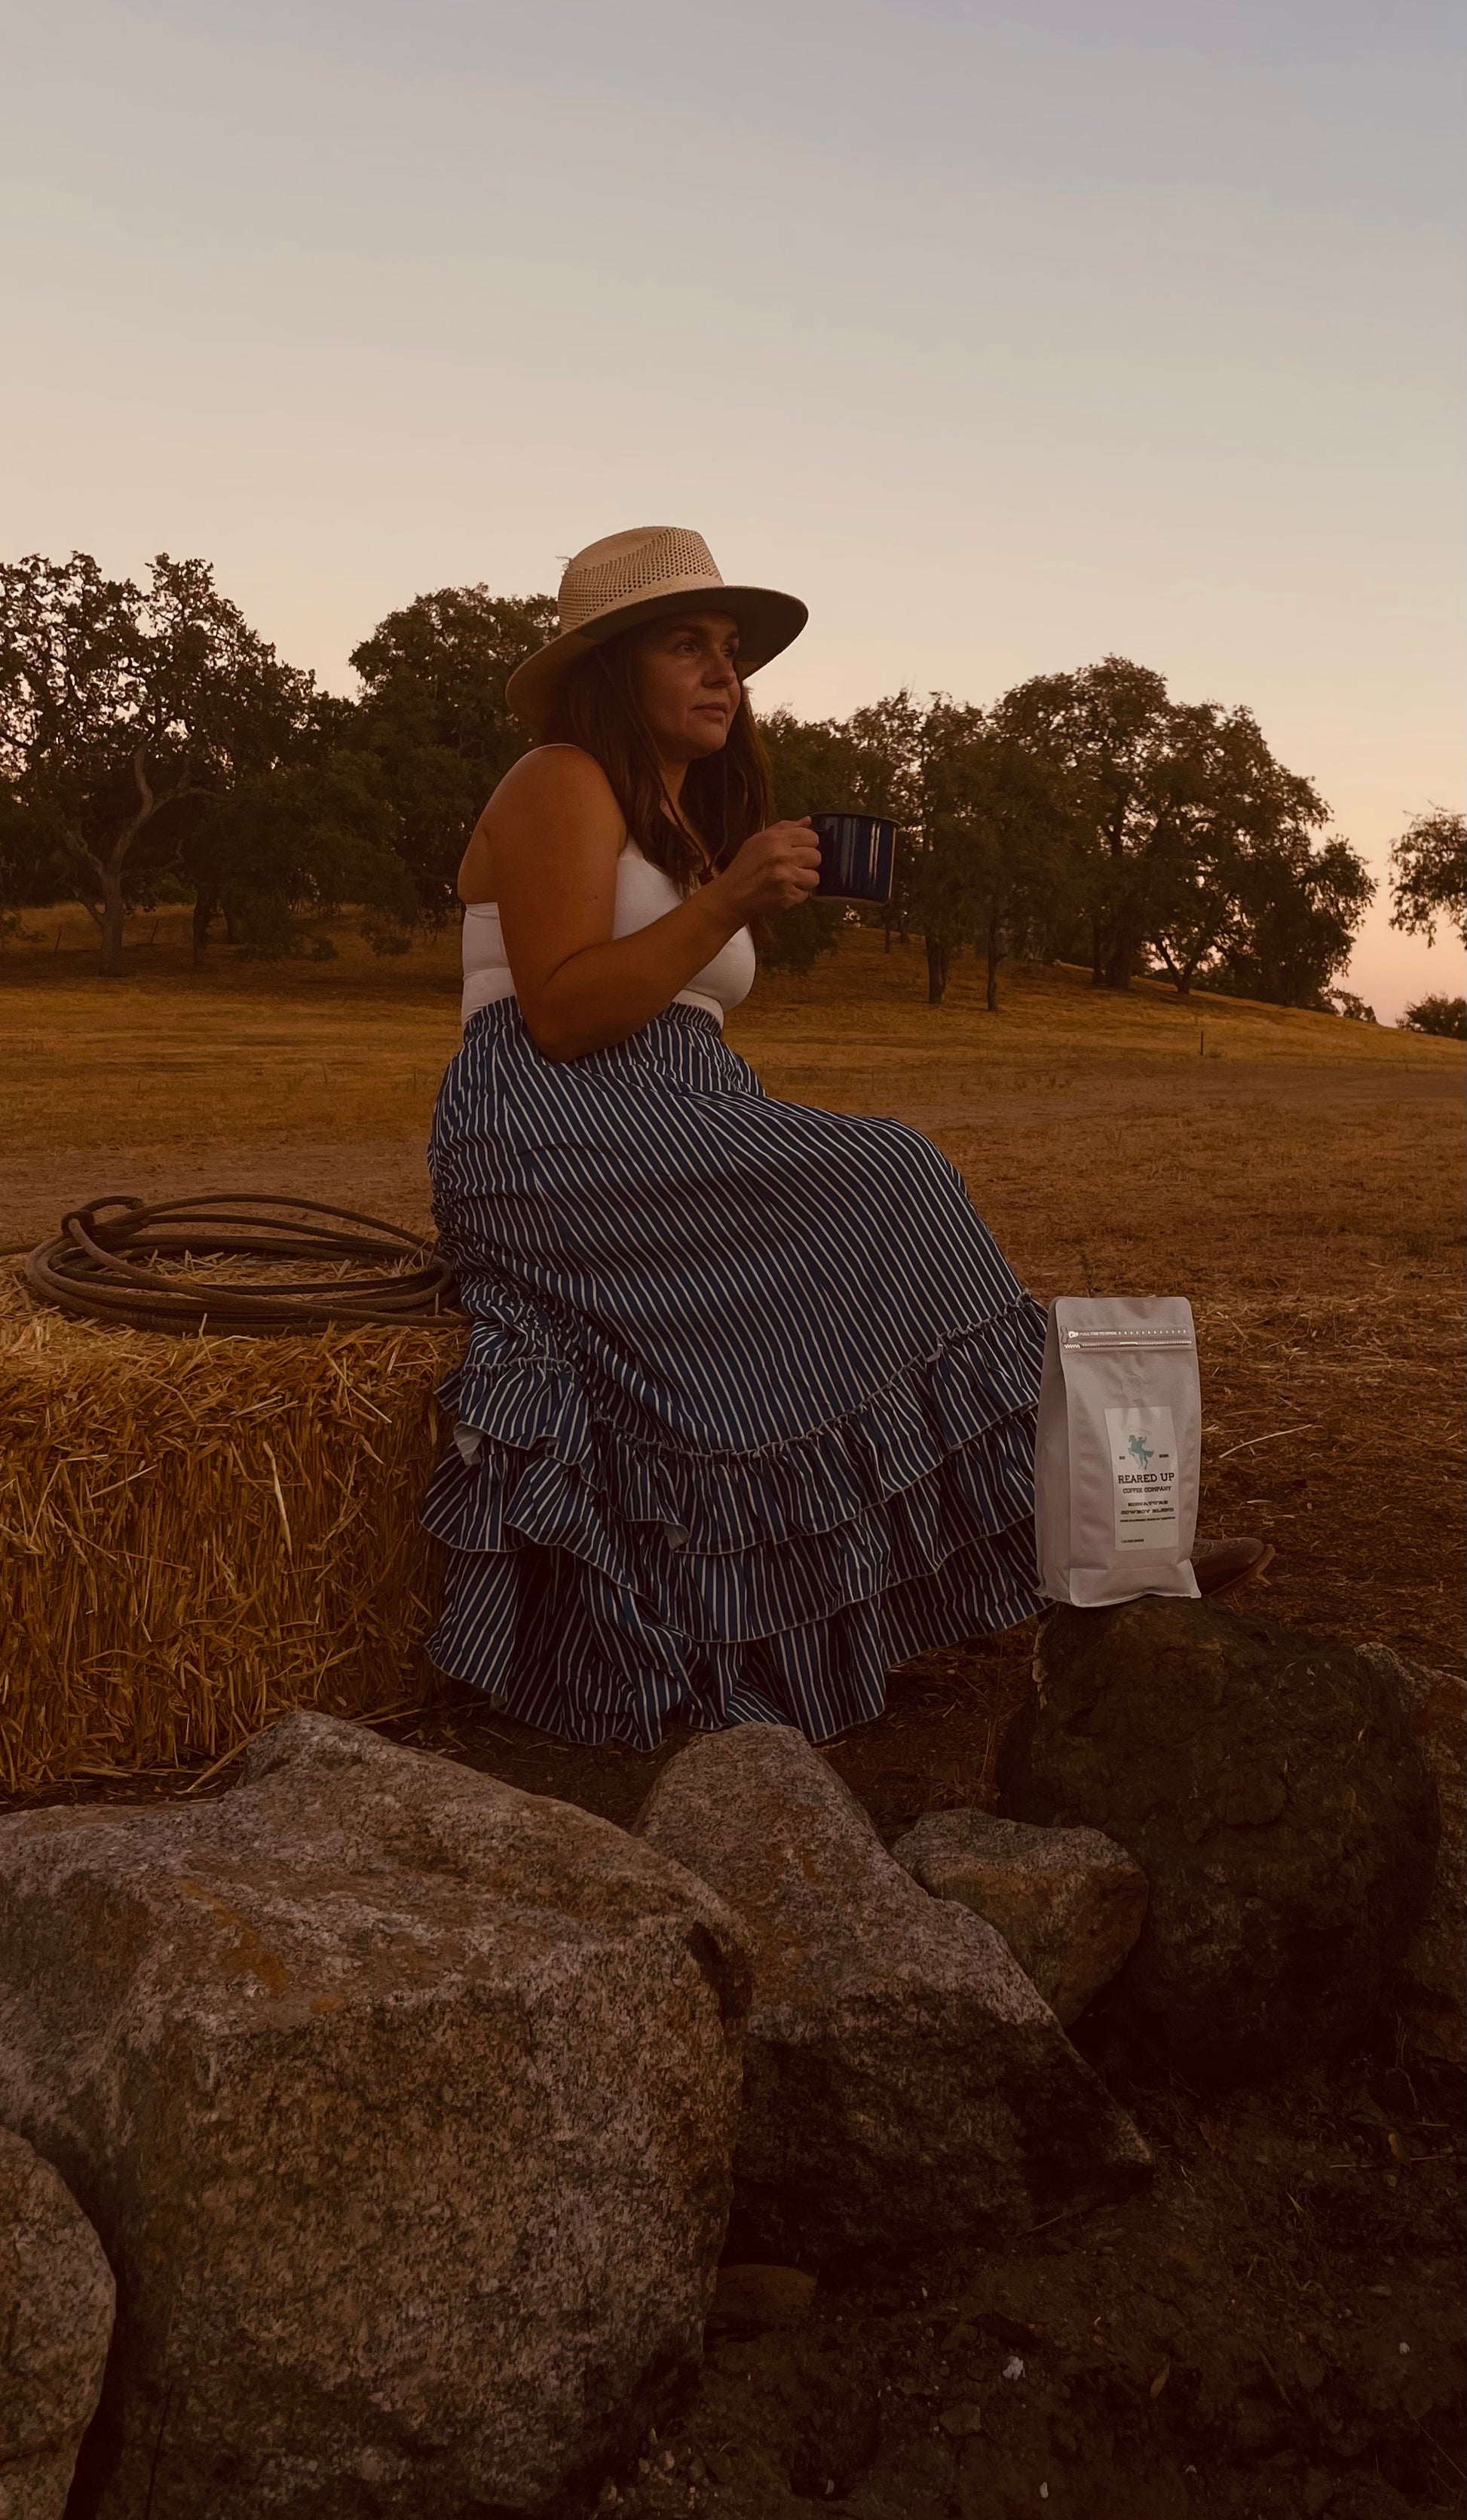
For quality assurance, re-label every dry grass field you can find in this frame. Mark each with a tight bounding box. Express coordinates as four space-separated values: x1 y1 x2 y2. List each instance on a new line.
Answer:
3 900 1462 1695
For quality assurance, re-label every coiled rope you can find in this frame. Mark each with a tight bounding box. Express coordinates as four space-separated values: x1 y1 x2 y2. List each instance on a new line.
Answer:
24 1193 460 1337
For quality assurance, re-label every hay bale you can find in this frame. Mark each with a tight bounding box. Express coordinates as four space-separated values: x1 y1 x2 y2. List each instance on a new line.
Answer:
0 1269 461 1790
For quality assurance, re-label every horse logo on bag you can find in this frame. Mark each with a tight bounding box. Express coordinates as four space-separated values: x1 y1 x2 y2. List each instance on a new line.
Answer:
1126 1431 1156 1469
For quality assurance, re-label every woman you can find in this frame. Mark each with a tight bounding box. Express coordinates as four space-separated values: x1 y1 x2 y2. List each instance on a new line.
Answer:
422 527 1260 1748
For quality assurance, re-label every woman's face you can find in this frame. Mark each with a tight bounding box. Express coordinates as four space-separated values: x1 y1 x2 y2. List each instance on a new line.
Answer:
632 611 742 763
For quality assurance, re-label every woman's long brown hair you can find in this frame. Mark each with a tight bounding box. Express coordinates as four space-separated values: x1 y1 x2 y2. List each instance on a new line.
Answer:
539 627 773 892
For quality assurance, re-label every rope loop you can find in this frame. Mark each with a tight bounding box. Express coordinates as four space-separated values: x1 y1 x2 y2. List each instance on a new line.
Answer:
24 1193 461 1337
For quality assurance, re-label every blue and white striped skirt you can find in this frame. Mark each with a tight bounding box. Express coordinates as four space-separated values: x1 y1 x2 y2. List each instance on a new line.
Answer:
422 1000 1046 1748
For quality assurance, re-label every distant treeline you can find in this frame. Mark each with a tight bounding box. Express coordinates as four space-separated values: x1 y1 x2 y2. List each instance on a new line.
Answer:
1 553 1462 1015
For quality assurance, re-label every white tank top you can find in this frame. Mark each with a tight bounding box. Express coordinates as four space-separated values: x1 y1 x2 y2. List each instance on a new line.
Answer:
460 841 756 1028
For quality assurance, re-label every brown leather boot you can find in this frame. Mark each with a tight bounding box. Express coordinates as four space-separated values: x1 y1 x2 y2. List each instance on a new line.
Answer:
1193 1537 1274 1597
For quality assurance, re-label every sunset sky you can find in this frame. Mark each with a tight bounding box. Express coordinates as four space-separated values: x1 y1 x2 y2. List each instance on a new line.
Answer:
3 0 1462 1017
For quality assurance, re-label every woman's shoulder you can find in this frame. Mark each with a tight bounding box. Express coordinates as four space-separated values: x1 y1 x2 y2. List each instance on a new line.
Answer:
490 743 621 819
460 746 625 905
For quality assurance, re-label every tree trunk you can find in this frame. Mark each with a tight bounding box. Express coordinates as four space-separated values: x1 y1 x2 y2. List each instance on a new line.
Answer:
99 871 127 978
925 935 951 1003
1105 928 1136 991
985 908 1003 1013
67 752 177 981
1090 915 1106 987
192 892 219 964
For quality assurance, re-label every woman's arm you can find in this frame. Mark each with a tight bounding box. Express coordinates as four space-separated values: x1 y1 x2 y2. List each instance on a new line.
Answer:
460 747 819 1060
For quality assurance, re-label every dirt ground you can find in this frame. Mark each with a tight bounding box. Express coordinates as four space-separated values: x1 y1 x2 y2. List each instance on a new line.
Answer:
615 2045 1466 2520
2 911 1463 2515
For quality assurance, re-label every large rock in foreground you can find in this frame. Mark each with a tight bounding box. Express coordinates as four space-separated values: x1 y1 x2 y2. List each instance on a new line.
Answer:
0 2124 115 2520
892 1810 1148 2026
1000 1598 1439 2087
1359 1645 1465 2068
0 1714 751 2520
637 1726 1150 2264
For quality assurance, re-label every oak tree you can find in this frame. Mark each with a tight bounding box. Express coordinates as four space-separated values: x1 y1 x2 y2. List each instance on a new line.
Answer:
1389 807 1466 948
347 587 553 921
0 553 315 975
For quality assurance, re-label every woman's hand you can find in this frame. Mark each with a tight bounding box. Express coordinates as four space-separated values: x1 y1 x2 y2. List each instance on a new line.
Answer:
712 820 822 923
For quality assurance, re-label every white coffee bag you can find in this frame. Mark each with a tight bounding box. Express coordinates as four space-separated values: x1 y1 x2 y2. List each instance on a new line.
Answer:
1035 1297 1201 1607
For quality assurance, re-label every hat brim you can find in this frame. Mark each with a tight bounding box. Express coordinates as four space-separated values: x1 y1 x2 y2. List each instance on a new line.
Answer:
504 584 808 731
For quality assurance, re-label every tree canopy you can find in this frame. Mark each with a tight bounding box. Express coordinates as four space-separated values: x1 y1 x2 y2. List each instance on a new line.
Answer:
0 551 1396 1013
346 588 553 923
983 657 1352 1003
759 665 1373 1012
913 702 1074 1006
185 752 417 962
1389 807 1466 948
1401 994 1467 1041
0 553 314 975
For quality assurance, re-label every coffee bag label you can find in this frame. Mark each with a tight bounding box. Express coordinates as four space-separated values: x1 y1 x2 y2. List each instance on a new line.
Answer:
1104 1405 1181 1552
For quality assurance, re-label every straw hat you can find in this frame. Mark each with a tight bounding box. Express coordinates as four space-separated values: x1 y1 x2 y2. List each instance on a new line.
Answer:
504 525 808 730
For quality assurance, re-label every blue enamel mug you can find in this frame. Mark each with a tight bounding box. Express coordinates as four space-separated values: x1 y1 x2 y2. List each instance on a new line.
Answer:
809 812 896 904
